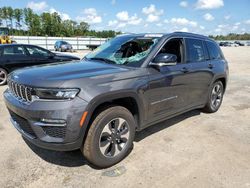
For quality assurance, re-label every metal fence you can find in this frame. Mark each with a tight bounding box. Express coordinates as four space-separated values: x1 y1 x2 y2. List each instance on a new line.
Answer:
11 36 108 50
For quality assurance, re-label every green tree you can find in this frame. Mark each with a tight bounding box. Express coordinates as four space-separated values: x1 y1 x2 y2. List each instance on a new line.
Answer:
6 6 14 29
1 7 9 27
0 8 3 26
40 12 52 36
61 20 75 36
30 14 41 35
14 8 23 30
74 21 89 36
50 12 62 36
23 8 34 33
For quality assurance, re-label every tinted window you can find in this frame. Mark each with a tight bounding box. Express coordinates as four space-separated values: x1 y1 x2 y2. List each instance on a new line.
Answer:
2 46 26 56
186 38 205 62
25 46 50 57
159 38 184 63
206 41 223 60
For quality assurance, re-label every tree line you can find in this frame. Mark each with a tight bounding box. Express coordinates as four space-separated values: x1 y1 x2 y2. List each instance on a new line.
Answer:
0 6 121 38
209 33 250 41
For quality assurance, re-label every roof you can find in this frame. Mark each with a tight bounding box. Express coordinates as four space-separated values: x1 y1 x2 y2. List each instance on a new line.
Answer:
118 32 212 41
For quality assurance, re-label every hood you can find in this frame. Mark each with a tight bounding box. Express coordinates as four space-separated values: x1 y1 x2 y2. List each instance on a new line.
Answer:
9 60 138 88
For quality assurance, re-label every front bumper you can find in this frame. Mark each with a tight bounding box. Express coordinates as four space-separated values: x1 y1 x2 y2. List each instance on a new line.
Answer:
4 89 88 151
61 45 72 51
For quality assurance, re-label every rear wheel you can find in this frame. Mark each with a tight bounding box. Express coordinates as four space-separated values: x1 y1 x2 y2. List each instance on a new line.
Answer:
0 68 8 86
203 81 224 113
82 106 136 168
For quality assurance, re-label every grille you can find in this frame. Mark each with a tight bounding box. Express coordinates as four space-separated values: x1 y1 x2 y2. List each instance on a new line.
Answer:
42 126 67 138
8 80 32 102
9 110 36 138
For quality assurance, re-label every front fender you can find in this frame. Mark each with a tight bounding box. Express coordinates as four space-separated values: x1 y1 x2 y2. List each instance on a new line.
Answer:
78 90 146 145
84 90 145 127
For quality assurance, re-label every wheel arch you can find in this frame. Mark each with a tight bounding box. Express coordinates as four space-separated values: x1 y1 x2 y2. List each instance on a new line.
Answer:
80 92 144 145
0 66 9 73
213 76 227 92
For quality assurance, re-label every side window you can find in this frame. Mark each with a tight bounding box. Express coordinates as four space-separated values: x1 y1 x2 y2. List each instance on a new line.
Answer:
2 46 26 56
25 46 50 57
186 38 205 62
158 38 184 63
206 41 223 60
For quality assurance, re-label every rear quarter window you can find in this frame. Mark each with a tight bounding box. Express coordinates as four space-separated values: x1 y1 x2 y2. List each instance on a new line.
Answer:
206 41 223 60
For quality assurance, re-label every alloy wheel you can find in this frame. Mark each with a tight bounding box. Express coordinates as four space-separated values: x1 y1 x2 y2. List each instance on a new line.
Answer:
0 69 7 85
211 83 223 109
99 117 130 158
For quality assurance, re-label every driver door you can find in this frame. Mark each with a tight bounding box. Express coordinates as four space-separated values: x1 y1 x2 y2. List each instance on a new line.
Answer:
145 38 192 124
24 45 56 65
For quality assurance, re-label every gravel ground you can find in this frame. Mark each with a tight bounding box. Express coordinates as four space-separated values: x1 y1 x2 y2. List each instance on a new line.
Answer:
0 47 250 188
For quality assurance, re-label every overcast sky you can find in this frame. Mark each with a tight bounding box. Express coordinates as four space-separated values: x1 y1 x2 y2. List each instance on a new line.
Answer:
1 0 250 35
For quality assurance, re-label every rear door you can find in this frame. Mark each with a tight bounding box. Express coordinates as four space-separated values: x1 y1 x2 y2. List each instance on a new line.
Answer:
205 40 226 72
184 38 214 107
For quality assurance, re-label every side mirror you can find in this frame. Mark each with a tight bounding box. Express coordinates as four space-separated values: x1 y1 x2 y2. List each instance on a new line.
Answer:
150 53 177 67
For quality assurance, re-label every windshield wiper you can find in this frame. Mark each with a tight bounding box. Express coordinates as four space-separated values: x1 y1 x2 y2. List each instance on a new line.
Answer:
86 57 116 65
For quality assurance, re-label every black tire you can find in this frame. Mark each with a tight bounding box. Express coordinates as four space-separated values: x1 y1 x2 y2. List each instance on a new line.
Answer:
203 81 224 113
82 106 136 168
0 68 8 86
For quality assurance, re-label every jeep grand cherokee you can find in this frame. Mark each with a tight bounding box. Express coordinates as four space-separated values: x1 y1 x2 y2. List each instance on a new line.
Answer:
4 32 229 168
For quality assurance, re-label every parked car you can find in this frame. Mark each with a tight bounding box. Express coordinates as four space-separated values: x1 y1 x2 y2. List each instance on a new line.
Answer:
229 42 239 47
54 40 73 52
0 44 80 85
220 41 239 47
219 41 226 46
4 32 229 168
234 41 244 46
245 41 250 46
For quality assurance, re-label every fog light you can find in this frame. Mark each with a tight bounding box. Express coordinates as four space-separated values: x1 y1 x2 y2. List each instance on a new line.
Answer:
34 118 67 127
41 118 66 124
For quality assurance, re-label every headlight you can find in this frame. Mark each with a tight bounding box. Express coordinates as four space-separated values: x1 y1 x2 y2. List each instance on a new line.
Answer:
34 88 80 100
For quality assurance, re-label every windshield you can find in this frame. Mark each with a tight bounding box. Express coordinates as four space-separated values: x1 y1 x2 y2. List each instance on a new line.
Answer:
85 35 160 67
61 41 69 45
0 28 9 35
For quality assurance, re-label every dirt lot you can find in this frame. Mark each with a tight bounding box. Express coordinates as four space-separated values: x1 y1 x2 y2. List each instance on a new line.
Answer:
0 47 250 188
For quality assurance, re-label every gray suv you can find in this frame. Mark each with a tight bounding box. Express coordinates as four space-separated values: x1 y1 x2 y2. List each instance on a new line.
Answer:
54 40 73 52
4 32 229 168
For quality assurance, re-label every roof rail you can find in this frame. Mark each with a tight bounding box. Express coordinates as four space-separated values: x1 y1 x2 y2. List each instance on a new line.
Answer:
173 31 209 39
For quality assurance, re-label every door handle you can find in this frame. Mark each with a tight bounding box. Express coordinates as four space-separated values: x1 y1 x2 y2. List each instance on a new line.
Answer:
181 67 189 73
208 63 214 69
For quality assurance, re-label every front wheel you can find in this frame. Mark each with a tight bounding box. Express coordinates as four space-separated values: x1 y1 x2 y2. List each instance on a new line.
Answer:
82 106 136 168
0 68 8 86
203 81 224 113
